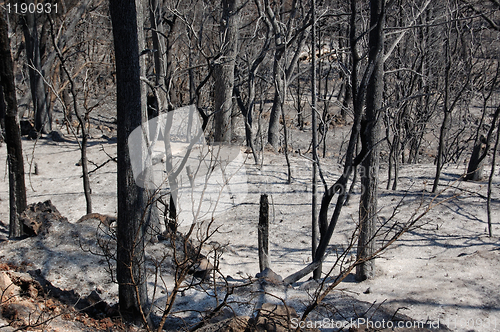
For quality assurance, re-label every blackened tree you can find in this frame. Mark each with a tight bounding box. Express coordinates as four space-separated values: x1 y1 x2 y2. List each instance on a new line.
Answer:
110 0 149 325
0 13 27 238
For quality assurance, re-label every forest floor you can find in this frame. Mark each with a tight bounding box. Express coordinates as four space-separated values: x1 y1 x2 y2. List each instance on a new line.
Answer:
0 126 498 331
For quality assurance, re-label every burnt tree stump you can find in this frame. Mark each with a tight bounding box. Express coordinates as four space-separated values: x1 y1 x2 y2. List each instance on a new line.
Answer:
258 194 270 272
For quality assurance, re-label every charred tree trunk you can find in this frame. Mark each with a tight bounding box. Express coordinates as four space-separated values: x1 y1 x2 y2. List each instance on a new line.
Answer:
263 0 309 151
234 0 271 163
214 0 240 143
296 65 304 130
110 0 149 324
283 0 365 285
22 12 51 134
338 25 352 121
268 48 285 149
163 12 178 111
356 0 385 281
265 0 286 150
0 86 5 141
137 0 160 241
0 14 27 238
432 11 472 192
48 13 93 214
465 107 500 181
258 194 270 272
487 119 500 237
149 1 179 235
60 63 72 130
466 135 487 181
432 93 451 193
150 0 167 116
311 0 321 280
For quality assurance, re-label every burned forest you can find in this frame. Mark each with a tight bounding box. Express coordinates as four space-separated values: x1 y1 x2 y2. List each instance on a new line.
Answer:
0 0 499 331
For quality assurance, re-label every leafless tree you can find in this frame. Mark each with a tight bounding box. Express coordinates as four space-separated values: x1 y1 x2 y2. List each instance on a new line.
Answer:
355 0 385 281
233 0 272 163
432 1 475 192
213 0 240 143
0 12 27 238
311 0 320 280
261 0 311 150
22 12 51 134
110 0 150 324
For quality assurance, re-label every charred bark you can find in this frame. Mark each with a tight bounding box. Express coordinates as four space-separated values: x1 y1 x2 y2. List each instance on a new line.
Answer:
110 0 149 324
22 12 51 134
0 14 27 238
355 0 385 282
214 0 240 143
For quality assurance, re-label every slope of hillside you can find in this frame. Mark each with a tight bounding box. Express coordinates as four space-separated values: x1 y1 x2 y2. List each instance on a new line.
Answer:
0 137 498 331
